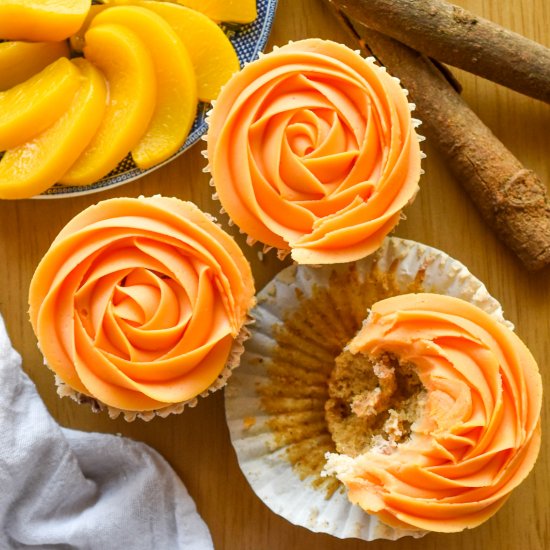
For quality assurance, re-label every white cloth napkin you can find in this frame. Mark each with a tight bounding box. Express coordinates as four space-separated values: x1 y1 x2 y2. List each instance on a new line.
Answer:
0 315 214 550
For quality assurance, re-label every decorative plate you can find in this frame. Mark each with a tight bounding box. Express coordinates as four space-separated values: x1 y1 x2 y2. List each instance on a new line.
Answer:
37 0 279 198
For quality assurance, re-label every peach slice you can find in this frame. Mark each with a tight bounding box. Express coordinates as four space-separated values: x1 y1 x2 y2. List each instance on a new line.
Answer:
60 23 157 186
89 6 197 169
0 40 70 91
0 0 91 42
117 0 239 102
0 58 107 200
0 57 81 151
73 1 238 100
171 0 257 24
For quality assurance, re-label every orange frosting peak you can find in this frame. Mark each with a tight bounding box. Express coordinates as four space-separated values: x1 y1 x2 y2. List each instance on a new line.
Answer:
207 38 422 264
29 196 255 412
326 293 542 532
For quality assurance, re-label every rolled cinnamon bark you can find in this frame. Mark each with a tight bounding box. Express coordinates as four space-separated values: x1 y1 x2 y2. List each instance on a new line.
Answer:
323 5 550 270
327 0 550 104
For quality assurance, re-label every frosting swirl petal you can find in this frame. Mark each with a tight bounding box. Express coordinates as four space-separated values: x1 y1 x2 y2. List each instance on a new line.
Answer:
325 293 542 532
207 39 422 264
29 196 255 413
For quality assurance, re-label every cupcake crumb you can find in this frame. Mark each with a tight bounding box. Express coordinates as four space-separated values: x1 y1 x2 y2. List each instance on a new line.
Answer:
325 351 426 457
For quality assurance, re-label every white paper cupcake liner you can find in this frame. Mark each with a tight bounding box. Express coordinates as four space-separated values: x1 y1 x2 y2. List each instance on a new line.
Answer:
224 237 511 540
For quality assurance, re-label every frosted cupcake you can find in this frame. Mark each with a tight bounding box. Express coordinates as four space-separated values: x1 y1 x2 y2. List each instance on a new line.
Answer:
224 238 542 540
29 196 255 421
207 39 423 264
325 293 542 533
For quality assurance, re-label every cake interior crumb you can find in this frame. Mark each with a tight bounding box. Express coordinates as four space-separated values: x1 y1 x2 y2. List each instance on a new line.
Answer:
325 351 426 457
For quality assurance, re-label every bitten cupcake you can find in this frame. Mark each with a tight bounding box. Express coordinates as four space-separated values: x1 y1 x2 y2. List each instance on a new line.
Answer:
29 196 255 421
324 293 542 533
224 237 542 541
207 39 423 264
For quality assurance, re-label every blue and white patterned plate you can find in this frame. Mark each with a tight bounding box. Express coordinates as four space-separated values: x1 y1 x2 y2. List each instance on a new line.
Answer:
37 0 278 198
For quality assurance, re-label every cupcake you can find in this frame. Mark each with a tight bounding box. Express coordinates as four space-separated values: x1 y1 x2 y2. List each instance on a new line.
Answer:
29 196 255 421
324 293 542 533
206 39 423 264
224 237 542 540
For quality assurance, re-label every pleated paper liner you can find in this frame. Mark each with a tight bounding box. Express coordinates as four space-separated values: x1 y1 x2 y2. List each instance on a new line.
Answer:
224 237 511 541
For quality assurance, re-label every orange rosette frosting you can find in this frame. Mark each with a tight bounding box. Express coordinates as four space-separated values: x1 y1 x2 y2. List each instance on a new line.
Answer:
325 293 542 532
29 196 255 415
207 38 422 264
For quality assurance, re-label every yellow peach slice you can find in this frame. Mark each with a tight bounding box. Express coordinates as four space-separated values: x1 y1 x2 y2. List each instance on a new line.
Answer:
0 58 107 200
112 0 239 102
0 0 91 42
171 0 257 24
89 6 197 169
60 24 157 186
0 40 70 91
0 57 81 151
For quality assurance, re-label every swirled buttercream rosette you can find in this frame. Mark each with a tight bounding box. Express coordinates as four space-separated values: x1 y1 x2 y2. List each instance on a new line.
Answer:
224 237 541 541
29 196 255 421
206 39 423 264
325 293 542 533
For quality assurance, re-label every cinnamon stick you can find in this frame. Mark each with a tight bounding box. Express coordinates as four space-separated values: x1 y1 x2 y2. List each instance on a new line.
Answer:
322 4 550 271
327 0 550 104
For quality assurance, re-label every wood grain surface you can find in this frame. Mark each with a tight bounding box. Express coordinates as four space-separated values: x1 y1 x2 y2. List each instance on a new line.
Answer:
0 1 548 549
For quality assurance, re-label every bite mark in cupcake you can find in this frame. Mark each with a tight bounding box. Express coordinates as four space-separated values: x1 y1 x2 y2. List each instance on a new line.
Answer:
326 351 427 457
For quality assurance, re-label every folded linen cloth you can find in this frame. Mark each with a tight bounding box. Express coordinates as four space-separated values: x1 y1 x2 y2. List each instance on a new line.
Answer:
0 314 214 550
